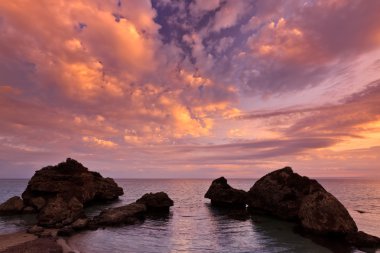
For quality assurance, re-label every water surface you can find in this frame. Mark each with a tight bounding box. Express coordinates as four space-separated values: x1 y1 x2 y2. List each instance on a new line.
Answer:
0 179 379 252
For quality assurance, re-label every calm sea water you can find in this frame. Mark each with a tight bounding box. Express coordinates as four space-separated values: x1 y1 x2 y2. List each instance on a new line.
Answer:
0 179 379 253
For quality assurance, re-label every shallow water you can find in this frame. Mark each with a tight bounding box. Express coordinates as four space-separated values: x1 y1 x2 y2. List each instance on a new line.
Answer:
0 179 379 252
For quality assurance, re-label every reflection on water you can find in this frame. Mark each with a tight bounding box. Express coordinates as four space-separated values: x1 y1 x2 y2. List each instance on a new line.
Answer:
0 179 379 252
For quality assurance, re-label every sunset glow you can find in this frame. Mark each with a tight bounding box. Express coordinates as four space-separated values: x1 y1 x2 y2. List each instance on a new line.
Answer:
0 0 380 178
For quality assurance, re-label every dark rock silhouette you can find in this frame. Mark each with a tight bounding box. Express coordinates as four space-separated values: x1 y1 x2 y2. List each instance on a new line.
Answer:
92 203 147 227
0 196 25 215
299 191 357 234
0 158 124 228
204 177 247 208
56 192 174 235
346 231 380 248
247 167 325 220
247 167 380 250
136 192 174 212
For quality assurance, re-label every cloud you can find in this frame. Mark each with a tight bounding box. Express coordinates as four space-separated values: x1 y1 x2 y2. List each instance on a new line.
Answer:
0 0 380 178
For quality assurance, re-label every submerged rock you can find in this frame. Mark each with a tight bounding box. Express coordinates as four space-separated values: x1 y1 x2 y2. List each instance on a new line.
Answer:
205 177 247 208
93 203 147 227
346 231 380 248
0 196 24 215
136 192 174 212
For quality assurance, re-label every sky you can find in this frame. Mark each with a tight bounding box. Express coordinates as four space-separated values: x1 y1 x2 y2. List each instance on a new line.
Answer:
0 0 380 179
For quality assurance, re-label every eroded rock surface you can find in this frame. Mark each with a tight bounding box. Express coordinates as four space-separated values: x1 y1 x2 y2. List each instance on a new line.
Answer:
0 158 124 228
247 167 324 220
93 203 147 227
0 196 25 215
247 167 380 250
205 177 247 208
136 192 174 212
299 191 357 234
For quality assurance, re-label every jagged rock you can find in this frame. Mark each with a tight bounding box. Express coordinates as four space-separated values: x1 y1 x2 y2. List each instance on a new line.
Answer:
247 167 324 220
205 177 247 208
299 191 357 234
30 197 46 210
71 218 89 230
346 231 380 248
93 203 146 227
22 158 123 206
37 196 84 227
136 192 174 212
10 158 124 227
0 196 24 215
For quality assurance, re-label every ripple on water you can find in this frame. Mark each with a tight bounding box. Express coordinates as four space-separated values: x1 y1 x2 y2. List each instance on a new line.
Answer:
1 179 380 253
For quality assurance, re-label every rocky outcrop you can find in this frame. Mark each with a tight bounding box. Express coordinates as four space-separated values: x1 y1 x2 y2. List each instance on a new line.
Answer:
0 158 124 228
22 158 123 208
56 192 175 235
247 167 324 220
136 192 174 212
0 196 25 215
298 191 357 234
248 167 380 250
37 196 84 227
92 203 147 227
205 177 247 208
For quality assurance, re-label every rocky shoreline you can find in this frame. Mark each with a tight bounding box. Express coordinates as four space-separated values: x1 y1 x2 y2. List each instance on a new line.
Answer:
0 159 379 252
0 158 174 252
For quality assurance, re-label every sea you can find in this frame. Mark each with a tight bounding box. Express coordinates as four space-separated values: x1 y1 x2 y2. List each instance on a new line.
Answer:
0 178 379 253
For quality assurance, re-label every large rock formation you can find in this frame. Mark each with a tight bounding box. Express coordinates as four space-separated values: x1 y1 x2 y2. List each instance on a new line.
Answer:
136 192 174 212
22 158 123 208
0 158 124 228
247 167 325 220
204 177 247 208
247 167 380 249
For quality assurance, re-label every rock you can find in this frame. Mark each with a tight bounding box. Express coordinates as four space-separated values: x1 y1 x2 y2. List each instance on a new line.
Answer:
136 192 174 212
30 197 46 210
57 226 75 237
23 206 36 214
299 191 357 234
71 218 88 230
247 167 327 220
37 196 84 227
205 177 247 208
0 238 63 253
0 196 24 215
27 225 44 235
346 231 380 248
17 158 123 227
93 203 146 226
22 158 123 206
